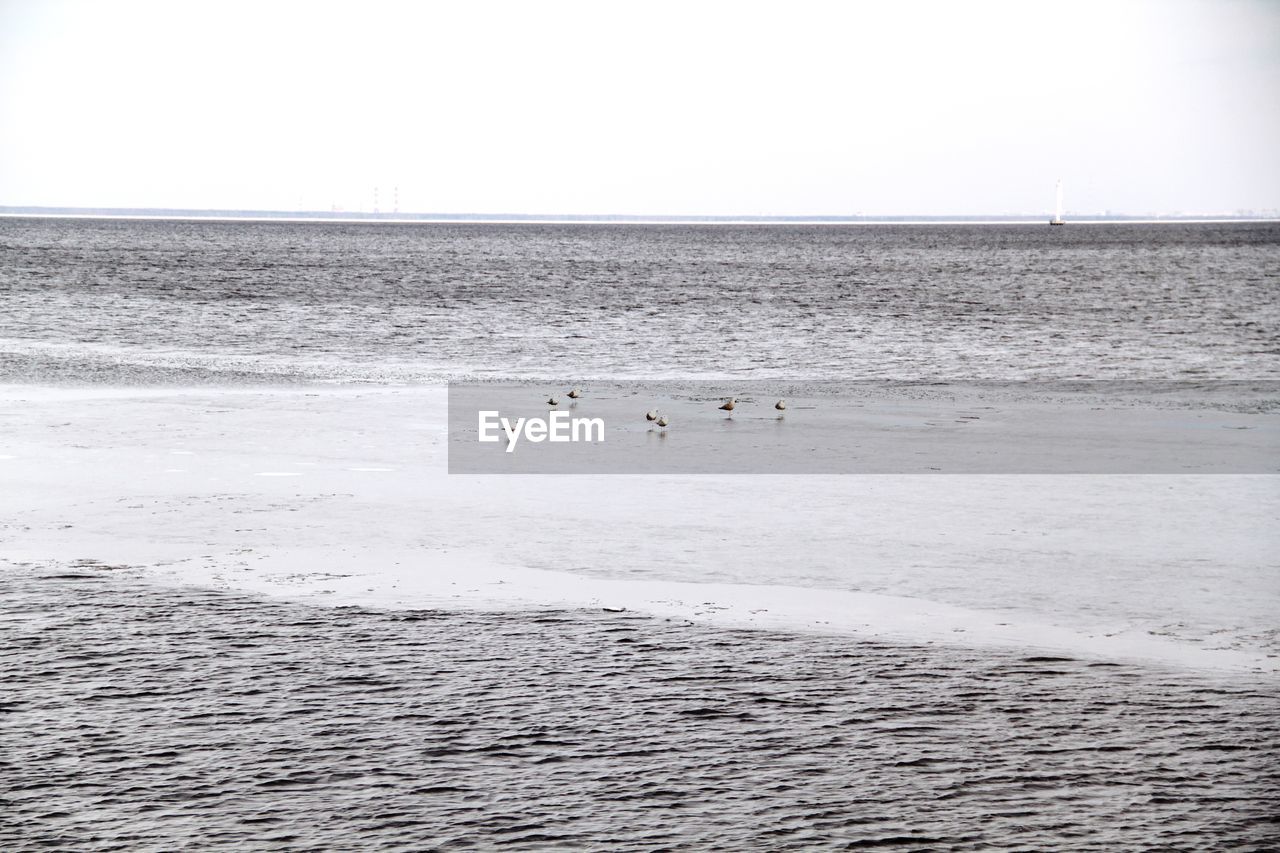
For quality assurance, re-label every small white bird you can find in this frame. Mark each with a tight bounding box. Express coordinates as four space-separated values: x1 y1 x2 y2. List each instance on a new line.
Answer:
567 388 582 399
547 396 559 406
775 400 786 411
645 409 659 422
719 398 737 412
656 415 669 427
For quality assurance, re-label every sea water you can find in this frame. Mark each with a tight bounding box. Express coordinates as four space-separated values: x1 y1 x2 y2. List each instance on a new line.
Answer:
2 218 1278 848
1 218 1277 383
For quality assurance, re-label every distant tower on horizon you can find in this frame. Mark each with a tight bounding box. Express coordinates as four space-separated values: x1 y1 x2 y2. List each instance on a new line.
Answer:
1050 179 1065 226
373 186 380 215
394 185 399 215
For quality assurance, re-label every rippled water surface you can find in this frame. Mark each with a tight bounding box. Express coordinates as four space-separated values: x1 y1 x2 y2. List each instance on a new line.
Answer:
1 218 1278 382
3 568 1278 850
4 218 1278 849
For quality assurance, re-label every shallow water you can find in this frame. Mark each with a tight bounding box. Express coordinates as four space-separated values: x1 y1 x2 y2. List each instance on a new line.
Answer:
1 218 1278 383
4 567 1277 850
3 218 1278 849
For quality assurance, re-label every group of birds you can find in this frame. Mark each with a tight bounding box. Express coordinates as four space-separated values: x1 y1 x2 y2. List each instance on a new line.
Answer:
544 389 786 430
716 397 787 414
545 388 582 406
644 409 670 428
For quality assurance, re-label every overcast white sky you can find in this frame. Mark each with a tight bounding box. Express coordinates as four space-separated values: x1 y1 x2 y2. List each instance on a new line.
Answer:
1 0 1277 215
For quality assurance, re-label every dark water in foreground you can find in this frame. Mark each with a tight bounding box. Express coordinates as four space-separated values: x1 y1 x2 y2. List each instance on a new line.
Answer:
3 568 1277 850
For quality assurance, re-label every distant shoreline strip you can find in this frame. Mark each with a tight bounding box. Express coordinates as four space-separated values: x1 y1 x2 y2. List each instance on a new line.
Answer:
2 210 1277 226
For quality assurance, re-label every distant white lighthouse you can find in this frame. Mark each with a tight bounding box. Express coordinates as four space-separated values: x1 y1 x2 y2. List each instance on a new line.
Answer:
1050 179 1065 226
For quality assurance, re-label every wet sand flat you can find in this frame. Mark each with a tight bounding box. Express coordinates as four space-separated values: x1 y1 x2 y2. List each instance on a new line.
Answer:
2 383 1277 675
447 380 1280 474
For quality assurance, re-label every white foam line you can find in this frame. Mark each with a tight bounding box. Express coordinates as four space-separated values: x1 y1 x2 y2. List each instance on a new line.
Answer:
149 549 1277 679
254 472 303 477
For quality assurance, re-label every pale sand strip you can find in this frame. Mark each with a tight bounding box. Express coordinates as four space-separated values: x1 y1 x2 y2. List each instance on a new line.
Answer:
1 384 1276 676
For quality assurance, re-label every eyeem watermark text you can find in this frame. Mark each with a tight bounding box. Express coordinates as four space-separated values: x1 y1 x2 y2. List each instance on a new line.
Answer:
478 410 606 453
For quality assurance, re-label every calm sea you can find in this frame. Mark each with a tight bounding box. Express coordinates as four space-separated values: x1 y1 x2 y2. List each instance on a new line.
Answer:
4 567 1278 850
2 217 1278 849
1 218 1277 383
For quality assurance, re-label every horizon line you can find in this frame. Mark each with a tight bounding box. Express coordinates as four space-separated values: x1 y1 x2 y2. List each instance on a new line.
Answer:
2 205 1278 226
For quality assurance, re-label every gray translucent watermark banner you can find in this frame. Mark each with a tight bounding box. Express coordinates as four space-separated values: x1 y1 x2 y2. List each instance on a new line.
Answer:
447 381 1279 474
